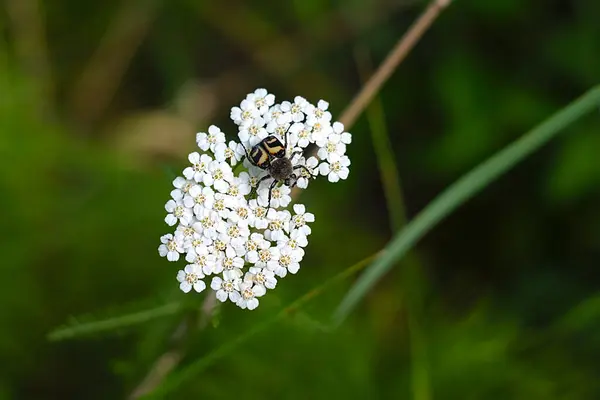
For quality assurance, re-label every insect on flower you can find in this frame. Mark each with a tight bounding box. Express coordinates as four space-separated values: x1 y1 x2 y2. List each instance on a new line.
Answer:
159 88 352 310
241 130 315 207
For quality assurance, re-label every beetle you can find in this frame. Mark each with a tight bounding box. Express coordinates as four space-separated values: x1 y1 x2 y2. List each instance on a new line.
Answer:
242 129 314 208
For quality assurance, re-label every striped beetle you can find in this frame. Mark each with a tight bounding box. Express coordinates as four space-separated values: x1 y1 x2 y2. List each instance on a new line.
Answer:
242 128 313 207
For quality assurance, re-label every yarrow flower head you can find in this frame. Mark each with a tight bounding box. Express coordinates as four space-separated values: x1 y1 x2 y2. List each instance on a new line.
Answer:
159 89 352 310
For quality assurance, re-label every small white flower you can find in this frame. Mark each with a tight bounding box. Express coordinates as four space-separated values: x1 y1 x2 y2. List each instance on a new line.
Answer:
280 96 308 122
217 219 250 246
196 208 220 240
273 246 303 277
227 172 252 198
294 156 318 189
183 153 213 183
248 199 269 229
252 241 280 270
215 140 245 166
205 161 233 193
164 199 193 226
237 232 269 262
264 104 283 124
184 185 215 216
277 228 308 254
212 193 236 219
266 112 291 134
236 281 266 310
305 99 332 125
218 246 245 280
228 199 255 227
211 276 242 303
264 209 291 241
230 100 259 128
308 120 333 145
185 245 217 275
333 121 352 145
196 125 226 152
244 266 277 290
238 117 268 147
258 184 291 209
318 153 350 183
288 122 312 149
317 131 347 161
246 88 275 115
290 204 315 235
158 234 184 262
170 177 194 201
175 223 201 249
176 265 206 293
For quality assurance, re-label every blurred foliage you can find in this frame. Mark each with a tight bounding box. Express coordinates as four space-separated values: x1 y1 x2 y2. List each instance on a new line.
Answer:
1 0 599 399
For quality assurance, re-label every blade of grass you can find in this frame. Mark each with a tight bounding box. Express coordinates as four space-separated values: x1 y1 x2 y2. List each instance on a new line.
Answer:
143 251 380 399
333 84 600 324
356 46 431 400
48 301 183 341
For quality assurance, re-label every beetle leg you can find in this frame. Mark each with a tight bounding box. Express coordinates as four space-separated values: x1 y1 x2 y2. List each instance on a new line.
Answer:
252 174 272 198
240 142 254 166
267 179 278 209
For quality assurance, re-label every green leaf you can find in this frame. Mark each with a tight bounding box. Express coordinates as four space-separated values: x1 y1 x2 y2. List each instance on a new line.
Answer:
333 85 600 324
48 302 183 341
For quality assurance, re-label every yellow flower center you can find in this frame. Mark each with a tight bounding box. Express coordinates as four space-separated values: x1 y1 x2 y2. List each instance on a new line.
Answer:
255 98 266 108
269 220 282 231
237 207 249 219
242 287 254 299
167 240 177 251
223 280 234 292
228 185 239 196
193 163 202 172
331 161 342 172
174 206 184 217
213 169 224 180
241 110 252 120
195 255 207 266
214 199 225 211
254 272 266 284
279 255 291 266
246 240 257 252
258 249 271 262
185 273 198 284
214 240 226 251
315 108 324 118
195 194 206 204
293 215 305 226
254 206 266 218
227 225 240 238
291 104 301 114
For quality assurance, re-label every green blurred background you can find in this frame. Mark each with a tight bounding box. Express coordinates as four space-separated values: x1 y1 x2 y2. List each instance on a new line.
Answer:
1 0 600 398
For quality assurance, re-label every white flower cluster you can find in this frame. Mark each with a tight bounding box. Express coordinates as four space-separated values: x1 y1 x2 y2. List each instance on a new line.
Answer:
159 89 351 310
